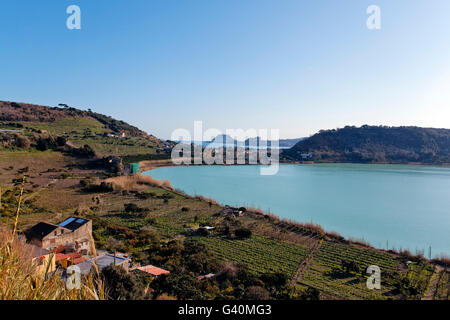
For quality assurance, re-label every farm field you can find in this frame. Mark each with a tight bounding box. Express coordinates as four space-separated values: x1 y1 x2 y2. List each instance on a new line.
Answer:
8 117 163 157
299 240 400 299
433 269 450 300
196 235 309 277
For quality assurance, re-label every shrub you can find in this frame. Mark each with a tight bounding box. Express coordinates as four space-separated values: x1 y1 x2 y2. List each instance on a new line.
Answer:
101 265 146 300
234 228 252 239
244 286 271 300
15 135 31 148
341 260 360 274
300 287 321 300
196 228 209 237
124 203 143 213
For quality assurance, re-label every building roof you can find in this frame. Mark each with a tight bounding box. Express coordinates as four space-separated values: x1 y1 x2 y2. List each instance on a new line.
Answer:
134 265 170 276
25 222 59 240
74 253 130 275
55 252 82 262
58 217 89 231
73 257 86 264
197 273 216 280
26 217 91 241
95 254 129 269
75 260 94 275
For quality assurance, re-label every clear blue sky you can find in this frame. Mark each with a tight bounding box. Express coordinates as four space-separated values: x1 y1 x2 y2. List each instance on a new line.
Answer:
1 0 449 139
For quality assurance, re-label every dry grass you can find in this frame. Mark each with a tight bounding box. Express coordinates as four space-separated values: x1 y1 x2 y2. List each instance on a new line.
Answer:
0 179 104 300
104 174 173 191
0 227 104 300
431 256 450 268
193 195 220 206
348 237 371 247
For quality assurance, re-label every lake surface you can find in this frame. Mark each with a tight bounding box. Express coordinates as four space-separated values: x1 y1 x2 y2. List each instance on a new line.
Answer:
145 164 450 257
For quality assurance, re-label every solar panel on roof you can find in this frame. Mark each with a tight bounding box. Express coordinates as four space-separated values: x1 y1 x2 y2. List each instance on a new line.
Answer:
76 218 86 223
59 217 76 227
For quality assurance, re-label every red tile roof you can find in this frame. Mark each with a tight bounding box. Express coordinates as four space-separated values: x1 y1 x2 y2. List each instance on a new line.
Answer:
72 257 86 264
52 246 66 254
136 265 170 276
55 252 82 262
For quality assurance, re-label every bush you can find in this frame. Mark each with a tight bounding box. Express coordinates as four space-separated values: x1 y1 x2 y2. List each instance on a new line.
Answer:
244 286 271 300
101 265 146 300
341 260 360 274
56 136 67 146
234 228 252 239
196 228 209 237
300 287 320 300
124 203 143 213
15 135 30 148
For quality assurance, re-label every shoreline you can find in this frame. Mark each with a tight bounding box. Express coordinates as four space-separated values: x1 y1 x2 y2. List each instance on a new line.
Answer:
138 159 450 174
138 161 449 260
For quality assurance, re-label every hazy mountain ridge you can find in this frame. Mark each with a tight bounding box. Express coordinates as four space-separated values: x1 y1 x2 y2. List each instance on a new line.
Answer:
205 135 304 148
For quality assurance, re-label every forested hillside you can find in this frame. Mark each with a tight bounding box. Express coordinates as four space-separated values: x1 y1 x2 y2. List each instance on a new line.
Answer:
283 125 450 164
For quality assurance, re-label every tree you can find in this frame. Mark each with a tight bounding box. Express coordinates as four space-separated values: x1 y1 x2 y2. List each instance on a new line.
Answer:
15 135 30 148
300 287 320 300
124 203 141 213
150 273 205 300
244 286 271 300
83 128 93 138
235 228 252 239
341 260 360 274
101 265 146 300
106 237 124 265
260 272 288 291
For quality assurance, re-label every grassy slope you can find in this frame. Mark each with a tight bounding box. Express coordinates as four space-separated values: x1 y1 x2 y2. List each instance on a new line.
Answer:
1 102 446 300
1 146 445 300
0 101 168 158
15 117 163 157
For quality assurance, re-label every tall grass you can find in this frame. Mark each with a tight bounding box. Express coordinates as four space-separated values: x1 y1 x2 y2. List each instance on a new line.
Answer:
0 229 105 300
0 179 104 300
105 174 173 191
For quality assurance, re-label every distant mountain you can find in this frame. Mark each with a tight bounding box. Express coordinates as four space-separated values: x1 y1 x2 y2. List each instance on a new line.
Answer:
282 125 450 164
204 135 305 149
277 138 305 148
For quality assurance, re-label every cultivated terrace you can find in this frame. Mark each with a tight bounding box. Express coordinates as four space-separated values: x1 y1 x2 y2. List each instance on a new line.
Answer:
0 101 448 300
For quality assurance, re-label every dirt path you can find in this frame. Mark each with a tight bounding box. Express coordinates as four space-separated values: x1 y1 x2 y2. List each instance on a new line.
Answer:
422 265 444 300
291 239 323 286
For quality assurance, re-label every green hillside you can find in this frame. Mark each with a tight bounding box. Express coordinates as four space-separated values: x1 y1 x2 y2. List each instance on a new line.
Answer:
0 100 171 158
283 125 450 164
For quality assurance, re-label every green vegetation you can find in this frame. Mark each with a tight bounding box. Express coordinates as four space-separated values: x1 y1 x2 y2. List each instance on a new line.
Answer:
283 125 450 164
433 270 450 300
0 100 167 158
1 101 447 300
299 241 399 300
195 235 309 277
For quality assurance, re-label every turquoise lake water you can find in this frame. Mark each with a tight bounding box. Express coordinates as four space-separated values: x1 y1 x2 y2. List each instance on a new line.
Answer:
144 164 450 257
